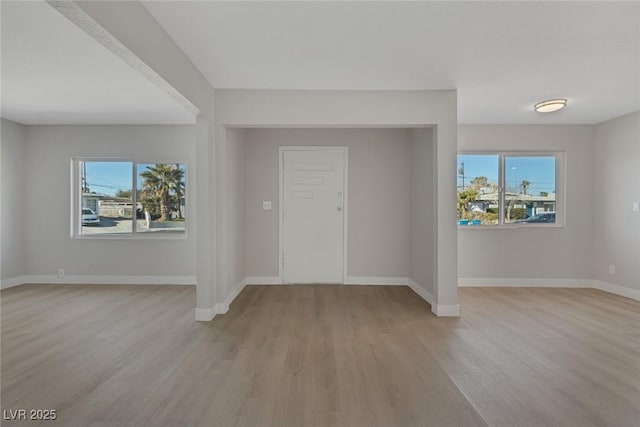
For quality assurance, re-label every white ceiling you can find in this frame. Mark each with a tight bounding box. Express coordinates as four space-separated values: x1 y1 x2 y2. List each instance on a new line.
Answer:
144 1 640 124
1 1 637 126
1 1 195 125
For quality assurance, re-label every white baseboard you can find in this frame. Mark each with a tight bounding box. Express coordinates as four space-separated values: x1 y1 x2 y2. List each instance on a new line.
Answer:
344 276 408 285
459 277 639 302
246 276 410 286
245 276 283 285
194 287 241 322
432 304 461 317
4 275 197 286
407 278 434 305
458 277 592 288
593 280 640 301
195 307 216 322
225 278 247 308
214 302 229 314
1 276 28 289
196 278 251 322
407 278 460 317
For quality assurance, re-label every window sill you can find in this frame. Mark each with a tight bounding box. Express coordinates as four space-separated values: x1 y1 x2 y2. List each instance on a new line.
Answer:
458 223 564 230
71 231 188 240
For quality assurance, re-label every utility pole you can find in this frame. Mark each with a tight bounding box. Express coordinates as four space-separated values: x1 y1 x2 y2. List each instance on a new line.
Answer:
82 162 87 193
458 161 465 191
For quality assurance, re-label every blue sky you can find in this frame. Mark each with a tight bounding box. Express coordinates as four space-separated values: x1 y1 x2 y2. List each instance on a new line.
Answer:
84 162 132 196
83 162 186 196
457 154 556 195
86 157 552 197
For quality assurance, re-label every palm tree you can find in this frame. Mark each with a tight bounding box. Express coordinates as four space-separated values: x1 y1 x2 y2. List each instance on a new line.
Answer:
140 164 181 221
520 180 530 195
172 164 185 219
457 189 478 217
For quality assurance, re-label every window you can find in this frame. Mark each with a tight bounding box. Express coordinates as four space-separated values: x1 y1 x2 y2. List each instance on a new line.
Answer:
457 152 563 227
73 160 187 237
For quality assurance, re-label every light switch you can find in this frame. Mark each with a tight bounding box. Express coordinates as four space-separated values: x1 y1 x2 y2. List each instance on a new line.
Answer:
633 201 639 212
262 201 272 210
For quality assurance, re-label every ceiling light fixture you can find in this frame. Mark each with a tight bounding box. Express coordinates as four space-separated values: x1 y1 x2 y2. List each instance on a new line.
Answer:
534 99 567 113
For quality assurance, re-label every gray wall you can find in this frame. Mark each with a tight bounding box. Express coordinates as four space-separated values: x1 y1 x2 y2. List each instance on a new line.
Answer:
23 125 197 278
225 128 246 295
593 112 640 291
457 125 595 281
409 128 436 296
244 127 412 279
1 119 26 283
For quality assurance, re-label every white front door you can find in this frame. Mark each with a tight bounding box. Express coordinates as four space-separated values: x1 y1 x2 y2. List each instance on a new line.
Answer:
282 149 346 284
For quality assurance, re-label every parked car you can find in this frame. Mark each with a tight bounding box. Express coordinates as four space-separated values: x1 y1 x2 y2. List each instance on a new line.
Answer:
514 212 555 224
81 208 100 225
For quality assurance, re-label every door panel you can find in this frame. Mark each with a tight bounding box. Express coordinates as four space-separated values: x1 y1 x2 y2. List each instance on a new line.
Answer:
283 150 345 284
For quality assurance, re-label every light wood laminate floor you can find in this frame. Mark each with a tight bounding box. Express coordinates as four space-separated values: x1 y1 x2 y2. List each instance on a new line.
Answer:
1 284 639 427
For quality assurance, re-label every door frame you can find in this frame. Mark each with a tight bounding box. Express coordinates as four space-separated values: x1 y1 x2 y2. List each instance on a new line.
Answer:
279 146 349 284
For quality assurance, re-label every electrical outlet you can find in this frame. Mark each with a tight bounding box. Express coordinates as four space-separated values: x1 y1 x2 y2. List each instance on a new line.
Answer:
262 201 272 210
633 201 639 212
608 265 616 275
58 268 65 278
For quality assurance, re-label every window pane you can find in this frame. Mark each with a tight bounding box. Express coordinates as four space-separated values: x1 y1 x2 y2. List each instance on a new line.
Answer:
136 163 186 233
504 156 556 224
457 154 499 225
80 161 133 235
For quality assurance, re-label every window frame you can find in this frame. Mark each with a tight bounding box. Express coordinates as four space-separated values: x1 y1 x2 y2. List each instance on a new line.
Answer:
71 157 190 239
457 151 565 229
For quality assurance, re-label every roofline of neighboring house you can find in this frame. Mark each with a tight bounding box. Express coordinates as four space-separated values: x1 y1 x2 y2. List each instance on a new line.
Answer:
474 192 556 202
82 193 132 203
